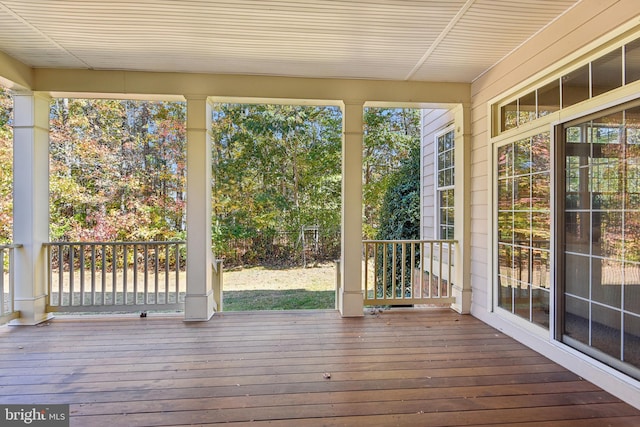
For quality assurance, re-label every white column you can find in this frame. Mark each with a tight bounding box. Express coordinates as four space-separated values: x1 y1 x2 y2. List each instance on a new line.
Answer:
12 92 53 325
185 96 216 321
340 101 364 317
451 104 472 314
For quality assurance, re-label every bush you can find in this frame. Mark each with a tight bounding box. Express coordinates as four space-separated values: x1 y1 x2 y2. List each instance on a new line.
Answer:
376 143 421 297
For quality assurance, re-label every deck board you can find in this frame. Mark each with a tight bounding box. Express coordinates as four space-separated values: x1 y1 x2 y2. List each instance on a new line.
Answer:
0 308 639 426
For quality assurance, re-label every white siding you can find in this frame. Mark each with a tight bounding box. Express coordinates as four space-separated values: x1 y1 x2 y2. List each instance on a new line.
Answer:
420 108 453 240
468 0 640 408
469 0 640 315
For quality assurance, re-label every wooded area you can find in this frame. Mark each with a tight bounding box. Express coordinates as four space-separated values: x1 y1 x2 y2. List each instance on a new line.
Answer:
0 86 420 267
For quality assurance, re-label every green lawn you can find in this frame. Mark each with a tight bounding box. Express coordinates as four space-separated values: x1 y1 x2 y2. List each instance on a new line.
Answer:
223 289 335 311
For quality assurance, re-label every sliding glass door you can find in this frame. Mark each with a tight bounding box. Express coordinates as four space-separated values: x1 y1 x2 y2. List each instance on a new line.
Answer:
558 104 640 379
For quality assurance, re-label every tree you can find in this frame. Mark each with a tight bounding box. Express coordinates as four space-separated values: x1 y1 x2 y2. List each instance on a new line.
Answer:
363 108 420 239
49 99 187 242
375 142 421 297
211 103 342 265
0 86 12 243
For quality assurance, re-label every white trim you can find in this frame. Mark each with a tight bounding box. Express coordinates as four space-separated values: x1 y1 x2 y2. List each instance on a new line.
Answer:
435 125 455 240
472 306 640 409
488 20 640 110
490 23 640 138
487 44 640 405
490 121 551 319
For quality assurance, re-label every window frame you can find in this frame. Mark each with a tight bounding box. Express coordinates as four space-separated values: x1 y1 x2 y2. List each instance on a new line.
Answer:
435 125 455 241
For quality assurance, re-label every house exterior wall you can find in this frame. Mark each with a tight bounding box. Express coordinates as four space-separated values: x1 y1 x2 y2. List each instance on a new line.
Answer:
420 108 452 240
468 0 640 408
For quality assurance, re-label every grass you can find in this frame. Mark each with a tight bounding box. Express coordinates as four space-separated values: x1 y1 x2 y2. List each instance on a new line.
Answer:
223 289 335 311
222 263 336 311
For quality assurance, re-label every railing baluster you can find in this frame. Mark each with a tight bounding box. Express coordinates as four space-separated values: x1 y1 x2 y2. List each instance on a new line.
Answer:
429 241 434 298
133 244 138 305
111 244 117 305
419 241 424 299
91 244 96 305
144 244 149 304
9 247 14 314
401 242 406 299
154 245 159 304
391 243 397 298
79 244 85 305
101 244 107 305
175 243 180 303
448 243 453 297
0 249 5 317
372 243 378 301
69 244 75 306
123 244 128 305
382 242 387 299
438 242 443 298
165 244 170 304
410 242 415 299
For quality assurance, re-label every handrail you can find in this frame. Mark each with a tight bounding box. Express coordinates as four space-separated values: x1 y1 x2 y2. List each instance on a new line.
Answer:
0 243 23 249
363 239 457 244
44 240 186 246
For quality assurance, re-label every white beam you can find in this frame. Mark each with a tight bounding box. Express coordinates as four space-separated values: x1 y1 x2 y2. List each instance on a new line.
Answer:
33 68 471 107
184 96 216 321
340 101 365 317
11 92 52 325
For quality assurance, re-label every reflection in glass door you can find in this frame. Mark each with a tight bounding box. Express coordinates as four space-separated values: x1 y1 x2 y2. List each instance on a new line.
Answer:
559 105 640 379
497 132 551 328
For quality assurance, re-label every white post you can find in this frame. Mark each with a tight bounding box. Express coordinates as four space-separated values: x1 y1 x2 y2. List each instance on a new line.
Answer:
185 96 216 321
12 92 53 325
339 101 364 317
451 104 472 314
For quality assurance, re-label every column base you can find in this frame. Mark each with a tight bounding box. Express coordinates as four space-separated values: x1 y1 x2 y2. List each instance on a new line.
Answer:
451 285 472 314
339 288 364 317
184 290 216 321
11 295 54 325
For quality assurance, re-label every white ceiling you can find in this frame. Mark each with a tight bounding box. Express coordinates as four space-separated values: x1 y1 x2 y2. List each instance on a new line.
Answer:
0 0 580 83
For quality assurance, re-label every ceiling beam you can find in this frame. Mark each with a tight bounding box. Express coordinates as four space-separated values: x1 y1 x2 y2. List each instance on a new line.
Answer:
33 68 470 106
0 50 33 90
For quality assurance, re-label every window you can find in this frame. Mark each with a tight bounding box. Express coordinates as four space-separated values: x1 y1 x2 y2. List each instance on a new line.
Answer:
559 104 640 379
437 128 454 240
497 132 551 328
494 39 635 135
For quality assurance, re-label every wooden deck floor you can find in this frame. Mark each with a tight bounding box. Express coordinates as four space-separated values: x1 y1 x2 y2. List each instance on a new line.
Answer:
1 308 639 426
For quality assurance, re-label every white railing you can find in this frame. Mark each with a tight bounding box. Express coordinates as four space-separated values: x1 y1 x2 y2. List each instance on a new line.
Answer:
0 243 21 324
363 239 457 306
45 241 186 313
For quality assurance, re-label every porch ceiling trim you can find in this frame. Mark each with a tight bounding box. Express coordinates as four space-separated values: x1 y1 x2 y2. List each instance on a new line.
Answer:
33 68 470 106
0 49 32 90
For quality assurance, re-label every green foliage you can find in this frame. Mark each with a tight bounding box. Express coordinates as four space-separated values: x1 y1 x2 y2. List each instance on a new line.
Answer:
375 142 421 299
0 86 12 243
377 142 421 241
211 104 342 265
0 90 422 271
49 99 187 242
363 108 420 239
